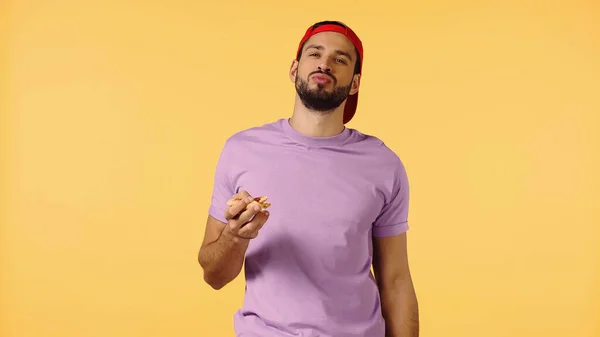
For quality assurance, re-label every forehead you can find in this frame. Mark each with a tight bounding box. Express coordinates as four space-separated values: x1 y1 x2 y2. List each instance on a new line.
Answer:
302 31 355 55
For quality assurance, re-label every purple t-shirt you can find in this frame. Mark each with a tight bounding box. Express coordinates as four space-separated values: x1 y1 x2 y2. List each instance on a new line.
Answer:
208 118 410 337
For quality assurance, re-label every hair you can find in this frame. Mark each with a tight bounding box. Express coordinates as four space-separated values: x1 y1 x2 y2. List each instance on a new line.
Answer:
296 20 361 75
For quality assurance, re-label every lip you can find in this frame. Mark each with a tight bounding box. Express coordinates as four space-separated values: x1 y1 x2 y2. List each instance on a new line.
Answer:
311 73 333 84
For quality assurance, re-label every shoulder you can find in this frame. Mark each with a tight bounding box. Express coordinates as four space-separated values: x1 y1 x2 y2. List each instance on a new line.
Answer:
221 119 285 149
348 127 407 171
347 128 410 196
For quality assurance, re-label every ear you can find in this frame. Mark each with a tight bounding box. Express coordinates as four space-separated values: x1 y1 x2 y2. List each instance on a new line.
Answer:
289 59 299 83
349 73 361 95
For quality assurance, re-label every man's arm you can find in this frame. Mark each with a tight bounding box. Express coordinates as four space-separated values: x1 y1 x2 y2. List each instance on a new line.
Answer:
198 215 250 290
198 191 270 290
373 232 419 337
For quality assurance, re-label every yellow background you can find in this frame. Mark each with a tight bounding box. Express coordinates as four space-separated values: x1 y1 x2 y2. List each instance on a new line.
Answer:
1 0 599 336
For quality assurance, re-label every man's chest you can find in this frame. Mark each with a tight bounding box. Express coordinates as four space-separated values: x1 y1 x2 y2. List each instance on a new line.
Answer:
231 150 387 251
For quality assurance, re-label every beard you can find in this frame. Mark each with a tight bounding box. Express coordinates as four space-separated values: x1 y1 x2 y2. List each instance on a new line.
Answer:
295 72 353 113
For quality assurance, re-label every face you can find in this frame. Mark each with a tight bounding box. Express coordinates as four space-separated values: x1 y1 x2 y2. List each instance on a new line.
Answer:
290 31 361 113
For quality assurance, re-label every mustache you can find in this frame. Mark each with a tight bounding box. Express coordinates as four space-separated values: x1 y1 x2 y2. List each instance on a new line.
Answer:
309 70 337 83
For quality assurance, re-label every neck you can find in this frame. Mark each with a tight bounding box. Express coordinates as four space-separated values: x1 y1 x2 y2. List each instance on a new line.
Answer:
289 95 346 138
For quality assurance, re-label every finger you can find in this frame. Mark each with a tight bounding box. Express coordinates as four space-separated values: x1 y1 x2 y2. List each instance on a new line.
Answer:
227 190 252 206
245 197 270 211
239 211 270 237
233 201 262 225
224 196 254 221
252 211 270 231
225 191 255 219
235 211 269 239
233 190 252 200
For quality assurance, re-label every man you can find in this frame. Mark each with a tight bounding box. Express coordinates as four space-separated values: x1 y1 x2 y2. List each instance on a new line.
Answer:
198 20 419 337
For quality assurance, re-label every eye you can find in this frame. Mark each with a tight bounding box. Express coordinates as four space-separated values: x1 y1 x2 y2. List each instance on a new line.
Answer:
309 52 320 57
336 58 347 64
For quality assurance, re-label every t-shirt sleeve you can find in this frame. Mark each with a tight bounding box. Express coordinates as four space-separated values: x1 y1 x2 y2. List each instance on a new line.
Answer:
207 140 236 224
372 158 410 238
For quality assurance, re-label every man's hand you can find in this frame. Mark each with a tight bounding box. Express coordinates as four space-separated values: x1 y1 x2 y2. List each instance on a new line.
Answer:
223 190 270 240
198 190 271 289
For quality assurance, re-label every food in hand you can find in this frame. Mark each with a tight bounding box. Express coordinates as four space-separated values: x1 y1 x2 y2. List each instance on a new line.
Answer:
249 196 271 210
227 196 271 211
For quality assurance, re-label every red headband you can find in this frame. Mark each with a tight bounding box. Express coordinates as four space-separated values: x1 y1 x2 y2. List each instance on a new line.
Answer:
296 23 364 124
296 23 364 74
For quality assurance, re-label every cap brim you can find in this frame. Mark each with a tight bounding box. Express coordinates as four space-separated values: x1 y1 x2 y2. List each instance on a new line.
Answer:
343 92 358 124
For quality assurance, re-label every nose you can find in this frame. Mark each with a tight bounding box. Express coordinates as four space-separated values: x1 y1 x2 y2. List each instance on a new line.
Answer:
318 62 332 73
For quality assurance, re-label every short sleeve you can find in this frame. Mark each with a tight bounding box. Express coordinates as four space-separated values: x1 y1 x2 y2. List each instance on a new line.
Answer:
207 140 236 224
372 159 410 238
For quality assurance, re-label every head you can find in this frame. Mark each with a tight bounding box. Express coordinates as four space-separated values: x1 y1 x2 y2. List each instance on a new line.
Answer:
289 21 363 123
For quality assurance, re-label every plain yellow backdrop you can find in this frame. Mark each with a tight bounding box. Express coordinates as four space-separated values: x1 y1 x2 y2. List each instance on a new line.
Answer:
1 0 599 336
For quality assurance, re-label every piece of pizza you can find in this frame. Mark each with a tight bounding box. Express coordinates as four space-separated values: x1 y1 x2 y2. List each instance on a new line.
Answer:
249 196 271 210
227 196 271 211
